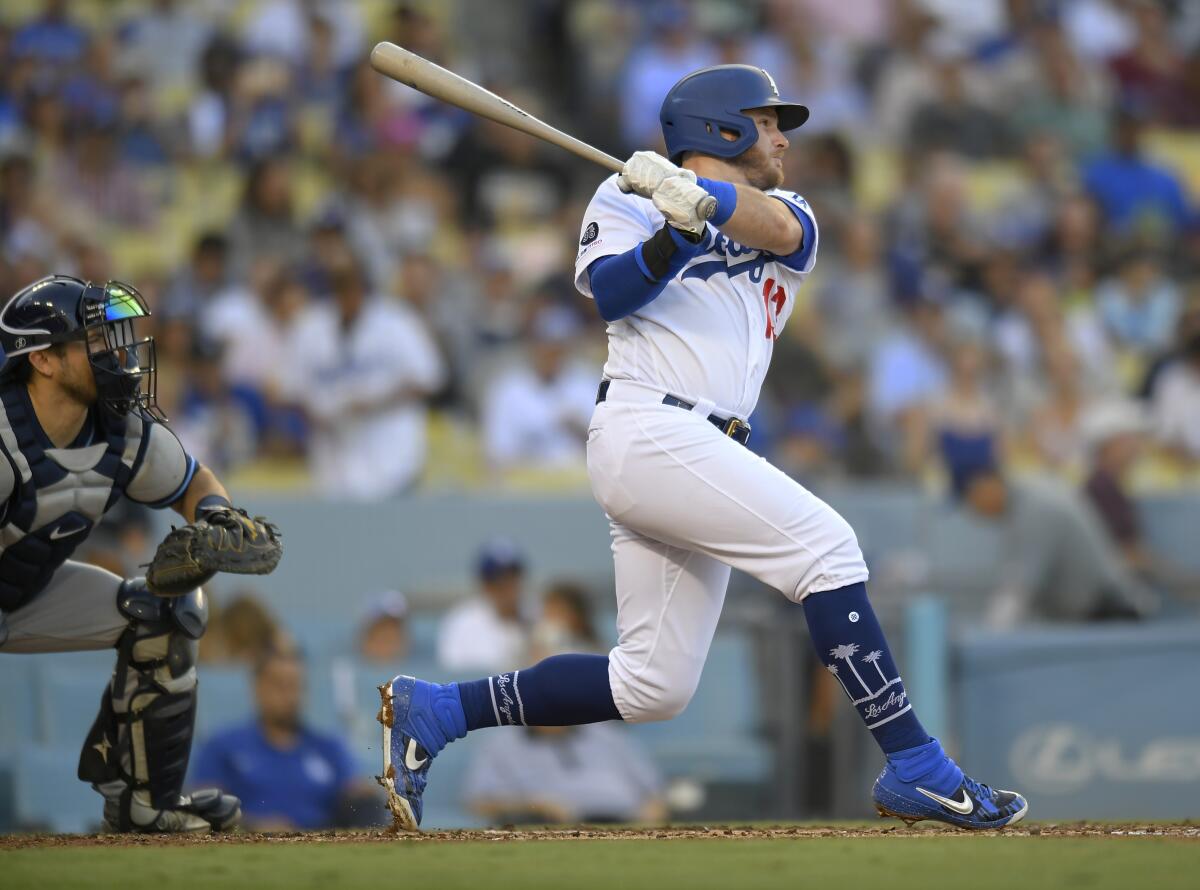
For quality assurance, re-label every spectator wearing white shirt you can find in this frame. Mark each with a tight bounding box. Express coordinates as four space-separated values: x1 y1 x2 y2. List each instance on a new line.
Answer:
202 257 281 393
1150 307 1200 466
437 539 529 673
242 0 364 70
286 258 444 499
1096 247 1181 360
118 0 214 97
482 306 598 472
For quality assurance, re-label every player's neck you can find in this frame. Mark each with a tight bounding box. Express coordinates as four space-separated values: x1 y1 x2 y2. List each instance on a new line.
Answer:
682 155 750 186
26 379 89 448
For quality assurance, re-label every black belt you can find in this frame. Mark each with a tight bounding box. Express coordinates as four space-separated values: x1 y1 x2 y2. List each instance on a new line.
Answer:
595 380 751 445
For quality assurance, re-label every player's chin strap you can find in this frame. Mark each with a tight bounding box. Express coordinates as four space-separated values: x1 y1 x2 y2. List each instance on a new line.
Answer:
77 579 237 832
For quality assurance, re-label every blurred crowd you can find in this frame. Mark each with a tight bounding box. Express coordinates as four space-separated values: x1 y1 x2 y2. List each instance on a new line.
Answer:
1 0 1198 499
3 1 1199 830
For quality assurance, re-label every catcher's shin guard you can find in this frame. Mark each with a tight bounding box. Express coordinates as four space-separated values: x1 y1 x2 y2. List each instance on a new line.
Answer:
78 579 240 832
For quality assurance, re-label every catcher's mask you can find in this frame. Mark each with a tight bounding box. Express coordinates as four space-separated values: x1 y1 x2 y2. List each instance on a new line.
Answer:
0 275 163 422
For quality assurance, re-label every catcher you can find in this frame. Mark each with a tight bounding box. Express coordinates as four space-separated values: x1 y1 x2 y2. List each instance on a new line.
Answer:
0 275 282 833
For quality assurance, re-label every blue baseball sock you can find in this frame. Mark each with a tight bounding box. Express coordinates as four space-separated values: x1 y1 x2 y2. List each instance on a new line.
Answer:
802 582 930 755
456 653 622 730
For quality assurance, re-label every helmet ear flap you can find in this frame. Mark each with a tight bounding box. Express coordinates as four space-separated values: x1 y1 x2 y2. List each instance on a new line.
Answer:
0 274 89 379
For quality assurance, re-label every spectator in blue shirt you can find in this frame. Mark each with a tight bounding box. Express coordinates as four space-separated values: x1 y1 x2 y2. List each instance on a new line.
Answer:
1082 106 1192 237
11 0 88 68
192 647 379 829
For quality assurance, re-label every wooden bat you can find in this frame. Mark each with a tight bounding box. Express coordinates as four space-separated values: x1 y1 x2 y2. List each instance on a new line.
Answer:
368 42 716 220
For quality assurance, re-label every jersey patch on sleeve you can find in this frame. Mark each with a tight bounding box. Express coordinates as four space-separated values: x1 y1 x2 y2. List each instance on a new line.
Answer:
580 221 600 245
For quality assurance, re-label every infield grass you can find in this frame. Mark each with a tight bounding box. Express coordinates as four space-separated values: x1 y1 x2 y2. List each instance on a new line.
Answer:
4 833 1198 890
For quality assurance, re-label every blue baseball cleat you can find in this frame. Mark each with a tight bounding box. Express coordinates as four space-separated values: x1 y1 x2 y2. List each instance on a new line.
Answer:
871 738 1028 830
376 675 467 831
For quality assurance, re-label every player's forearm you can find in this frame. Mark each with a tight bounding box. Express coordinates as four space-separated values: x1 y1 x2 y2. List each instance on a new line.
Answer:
696 178 804 256
588 226 704 322
172 464 231 522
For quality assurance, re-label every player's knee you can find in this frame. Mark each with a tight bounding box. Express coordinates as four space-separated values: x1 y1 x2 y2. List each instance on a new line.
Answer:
789 509 869 600
648 684 695 721
623 682 695 723
821 512 868 578
611 653 702 723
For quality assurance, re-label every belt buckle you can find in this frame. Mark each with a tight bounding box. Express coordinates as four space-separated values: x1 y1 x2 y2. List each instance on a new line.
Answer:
724 418 749 441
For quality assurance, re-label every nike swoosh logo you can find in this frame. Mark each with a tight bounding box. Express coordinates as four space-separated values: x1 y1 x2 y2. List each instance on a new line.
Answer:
49 525 85 541
915 786 974 815
404 738 428 771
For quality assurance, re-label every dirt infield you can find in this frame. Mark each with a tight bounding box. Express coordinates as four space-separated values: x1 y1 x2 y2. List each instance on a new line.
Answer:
3 821 1197 848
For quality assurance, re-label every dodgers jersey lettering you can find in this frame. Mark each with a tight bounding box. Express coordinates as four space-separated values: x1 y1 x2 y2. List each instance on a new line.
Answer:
574 175 818 419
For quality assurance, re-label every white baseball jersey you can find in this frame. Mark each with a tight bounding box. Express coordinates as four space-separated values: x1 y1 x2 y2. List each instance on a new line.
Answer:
574 175 818 419
571 173 867 725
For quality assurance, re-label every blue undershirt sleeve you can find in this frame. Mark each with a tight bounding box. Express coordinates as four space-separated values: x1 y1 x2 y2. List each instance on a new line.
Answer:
587 226 704 322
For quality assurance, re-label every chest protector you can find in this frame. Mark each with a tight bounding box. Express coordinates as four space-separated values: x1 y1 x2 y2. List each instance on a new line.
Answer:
0 385 147 611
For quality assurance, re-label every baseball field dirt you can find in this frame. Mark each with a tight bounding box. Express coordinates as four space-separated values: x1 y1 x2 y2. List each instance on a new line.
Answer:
2 823 1198 890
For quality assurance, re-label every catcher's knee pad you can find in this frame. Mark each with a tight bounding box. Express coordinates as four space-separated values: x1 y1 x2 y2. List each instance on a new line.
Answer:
118 577 209 640
77 579 208 829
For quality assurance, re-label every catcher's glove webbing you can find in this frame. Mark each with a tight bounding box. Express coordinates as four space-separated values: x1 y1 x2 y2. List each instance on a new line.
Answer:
145 508 282 596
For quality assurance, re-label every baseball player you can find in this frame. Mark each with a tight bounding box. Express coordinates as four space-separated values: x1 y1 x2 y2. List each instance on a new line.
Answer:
0 275 281 832
378 66 1027 830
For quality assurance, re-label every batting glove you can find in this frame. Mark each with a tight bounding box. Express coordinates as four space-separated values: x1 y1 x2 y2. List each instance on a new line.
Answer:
617 150 696 198
652 175 710 236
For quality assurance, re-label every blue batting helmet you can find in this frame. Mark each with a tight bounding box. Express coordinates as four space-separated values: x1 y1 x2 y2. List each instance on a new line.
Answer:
659 65 809 163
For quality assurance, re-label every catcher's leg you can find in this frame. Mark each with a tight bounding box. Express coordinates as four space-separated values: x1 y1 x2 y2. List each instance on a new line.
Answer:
77 578 241 832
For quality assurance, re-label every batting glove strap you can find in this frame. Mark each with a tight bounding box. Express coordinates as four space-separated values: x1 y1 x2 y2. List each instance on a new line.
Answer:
639 223 703 281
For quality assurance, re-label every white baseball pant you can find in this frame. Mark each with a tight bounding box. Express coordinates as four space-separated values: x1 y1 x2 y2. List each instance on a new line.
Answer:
586 380 869 723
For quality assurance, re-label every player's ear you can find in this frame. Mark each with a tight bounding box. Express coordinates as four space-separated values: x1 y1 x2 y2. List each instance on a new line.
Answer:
26 346 62 379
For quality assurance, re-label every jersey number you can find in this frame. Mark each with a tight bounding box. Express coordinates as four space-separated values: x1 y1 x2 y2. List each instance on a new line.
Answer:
763 278 787 340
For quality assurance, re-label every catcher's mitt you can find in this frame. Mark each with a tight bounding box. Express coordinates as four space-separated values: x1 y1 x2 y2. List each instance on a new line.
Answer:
145 508 282 596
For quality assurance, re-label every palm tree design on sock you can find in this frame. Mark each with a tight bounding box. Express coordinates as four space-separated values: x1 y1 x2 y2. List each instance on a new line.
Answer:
862 650 887 685
829 643 871 698
827 663 853 699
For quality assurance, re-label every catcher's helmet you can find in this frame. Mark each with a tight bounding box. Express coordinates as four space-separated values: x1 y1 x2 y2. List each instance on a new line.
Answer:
659 64 809 163
0 275 162 420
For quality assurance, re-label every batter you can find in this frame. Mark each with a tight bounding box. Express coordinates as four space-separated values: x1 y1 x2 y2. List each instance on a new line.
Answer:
378 65 1027 831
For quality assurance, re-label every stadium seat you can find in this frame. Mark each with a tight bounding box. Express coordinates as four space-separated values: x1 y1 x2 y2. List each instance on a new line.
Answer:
407 614 441 662
824 485 927 559
626 632 772 783
0 655 37 749
194 666 255 740
0 754 14 832
38 666 108 748
290 617 355 660
12 747 102 834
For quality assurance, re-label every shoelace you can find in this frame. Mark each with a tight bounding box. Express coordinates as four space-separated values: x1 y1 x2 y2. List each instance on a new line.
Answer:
962 774 996 802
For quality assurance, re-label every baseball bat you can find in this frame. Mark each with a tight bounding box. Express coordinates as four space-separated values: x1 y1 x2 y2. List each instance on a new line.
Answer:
368 42 717 220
